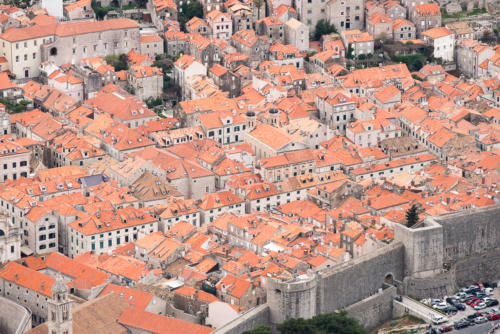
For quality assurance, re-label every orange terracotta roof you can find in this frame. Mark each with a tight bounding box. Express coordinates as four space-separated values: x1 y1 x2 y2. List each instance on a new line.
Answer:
139 34 163 43
174 285 219 303
423 27 452 39
55 18 138 37
0 23 57 42
0 262 58 298
64 0 91 12
118 307 214 334
99 283 154 310
415 3 441 16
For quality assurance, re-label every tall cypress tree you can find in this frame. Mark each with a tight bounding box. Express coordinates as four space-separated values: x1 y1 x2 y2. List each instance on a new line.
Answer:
406 204 419 227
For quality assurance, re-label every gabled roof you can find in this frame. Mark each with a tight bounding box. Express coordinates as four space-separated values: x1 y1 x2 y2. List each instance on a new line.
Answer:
247 123 296 151
118 307 214 334
423 27 453 39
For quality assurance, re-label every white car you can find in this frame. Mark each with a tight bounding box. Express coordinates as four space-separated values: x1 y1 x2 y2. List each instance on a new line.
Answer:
432 316 449 325
473 302 486 310
433 302 448 310
475 316 488 324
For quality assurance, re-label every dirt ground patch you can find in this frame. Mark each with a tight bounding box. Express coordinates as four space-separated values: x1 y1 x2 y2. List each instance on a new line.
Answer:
373 315 426 334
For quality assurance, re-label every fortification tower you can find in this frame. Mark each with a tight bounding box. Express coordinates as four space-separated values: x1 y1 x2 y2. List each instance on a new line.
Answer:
266 271 317 325
48 277 73 334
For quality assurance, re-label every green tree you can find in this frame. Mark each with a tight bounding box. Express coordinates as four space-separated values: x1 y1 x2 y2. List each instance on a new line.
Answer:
346 43 354 59
136 0 148 8
313 19 337 41
105 54 128 71
2 0 30 8
278 317 315 334
393 54 426 72
242 325 272 334
145 97 163 109
406 204 421 228
278 311 367 334
92 0 110 20
0 99 30 113
304 51 316 62
480 30 496 44
179 0 204 31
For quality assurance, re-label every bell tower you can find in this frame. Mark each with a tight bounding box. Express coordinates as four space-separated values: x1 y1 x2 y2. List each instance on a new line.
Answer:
48 276 72 334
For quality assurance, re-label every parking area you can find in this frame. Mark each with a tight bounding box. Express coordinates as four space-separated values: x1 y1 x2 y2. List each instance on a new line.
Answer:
421 282 500 333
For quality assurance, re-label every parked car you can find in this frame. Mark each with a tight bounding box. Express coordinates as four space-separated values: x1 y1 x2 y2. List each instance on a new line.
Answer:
467 313 481 320
475 316 488 324
443 306 457 314
485 299 499 307
488 314 500 321
433 302 448 310
465 298 477 305
432 316 449 325
454 321 468 329
466 287 481 294
440 325 453 332
474 302 487 310
425 328 441 334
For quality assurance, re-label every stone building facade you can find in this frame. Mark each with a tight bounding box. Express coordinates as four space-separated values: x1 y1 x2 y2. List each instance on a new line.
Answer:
326 0 365 31
0 214 20 263
41 19 140 67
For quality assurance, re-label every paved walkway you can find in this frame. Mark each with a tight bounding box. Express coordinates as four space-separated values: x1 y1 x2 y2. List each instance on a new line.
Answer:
400 296 446 323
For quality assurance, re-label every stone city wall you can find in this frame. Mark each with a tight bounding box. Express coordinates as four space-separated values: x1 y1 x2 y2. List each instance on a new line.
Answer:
212 304 270 334
317 242 405 314
345 285 397 331
0 296 32 334
434 206 500 263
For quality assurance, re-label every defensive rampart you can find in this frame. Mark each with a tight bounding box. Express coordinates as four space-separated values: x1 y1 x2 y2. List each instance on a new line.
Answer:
345 285 397 331
317 242 404 314
0 296 32 334
214 205 500 333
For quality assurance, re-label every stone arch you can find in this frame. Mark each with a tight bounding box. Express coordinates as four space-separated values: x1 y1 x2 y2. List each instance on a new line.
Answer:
50 47 58 56
384 273 394 286
0 229 4 236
